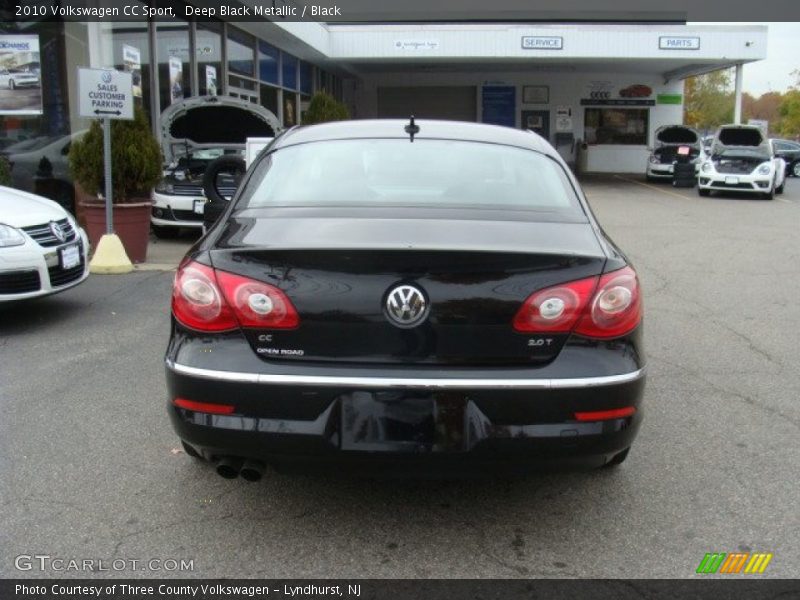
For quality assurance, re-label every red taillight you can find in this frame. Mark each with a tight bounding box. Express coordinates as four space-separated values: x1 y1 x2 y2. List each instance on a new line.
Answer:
513 266 641 339
216 270 299 329
172 260 237 331
574 266 642 339
172 260 299 331
574 406 636 422
513 275 599 333
173 397 236 415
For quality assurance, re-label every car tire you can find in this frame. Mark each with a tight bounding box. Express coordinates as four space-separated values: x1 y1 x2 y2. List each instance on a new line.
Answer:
762 188 774 200
604 447 630 468
8 79 15 90
202 155 247 230
181 440 203 460
698 188 710 197
776 181 784 195
792 161 800 178
151 224 180 239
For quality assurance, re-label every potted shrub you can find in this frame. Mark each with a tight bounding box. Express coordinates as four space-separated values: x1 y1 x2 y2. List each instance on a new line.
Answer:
69 105 162 263
301 91 350 125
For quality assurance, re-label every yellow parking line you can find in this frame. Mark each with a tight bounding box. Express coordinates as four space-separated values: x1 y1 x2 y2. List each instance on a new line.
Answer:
613 174 696 201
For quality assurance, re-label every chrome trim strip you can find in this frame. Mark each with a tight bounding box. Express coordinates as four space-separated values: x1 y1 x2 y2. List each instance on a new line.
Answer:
166 361 646 390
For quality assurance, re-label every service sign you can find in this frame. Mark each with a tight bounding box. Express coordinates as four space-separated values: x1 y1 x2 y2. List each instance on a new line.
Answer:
78 68 133 120
521 36 563 50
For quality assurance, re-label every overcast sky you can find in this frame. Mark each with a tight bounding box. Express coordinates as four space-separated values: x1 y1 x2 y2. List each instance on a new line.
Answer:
699 22 799 96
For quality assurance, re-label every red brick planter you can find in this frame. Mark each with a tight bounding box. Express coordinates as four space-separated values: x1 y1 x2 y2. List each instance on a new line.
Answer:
81 200 152 264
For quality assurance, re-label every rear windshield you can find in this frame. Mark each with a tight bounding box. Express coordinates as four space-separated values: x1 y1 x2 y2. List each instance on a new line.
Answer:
239 139 582 215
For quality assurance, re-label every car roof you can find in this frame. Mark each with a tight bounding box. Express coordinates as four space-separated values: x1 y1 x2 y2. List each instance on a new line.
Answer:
272 119 557 157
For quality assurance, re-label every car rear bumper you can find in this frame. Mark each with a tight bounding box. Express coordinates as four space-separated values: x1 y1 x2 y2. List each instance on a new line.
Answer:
165 336 646 470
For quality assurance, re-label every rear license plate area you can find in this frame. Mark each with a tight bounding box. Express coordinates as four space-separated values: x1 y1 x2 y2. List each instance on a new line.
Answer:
341 392 436 452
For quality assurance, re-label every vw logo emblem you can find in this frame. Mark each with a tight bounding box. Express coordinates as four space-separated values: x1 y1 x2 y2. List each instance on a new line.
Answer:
101 71 113 84
49 221 66 242
385 284 428 328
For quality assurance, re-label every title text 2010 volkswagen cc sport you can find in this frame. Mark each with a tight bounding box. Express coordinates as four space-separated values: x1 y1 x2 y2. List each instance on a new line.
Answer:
165 120 646 479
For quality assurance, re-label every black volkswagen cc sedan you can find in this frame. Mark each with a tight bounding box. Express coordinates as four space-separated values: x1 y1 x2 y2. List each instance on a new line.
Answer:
166 119 646 479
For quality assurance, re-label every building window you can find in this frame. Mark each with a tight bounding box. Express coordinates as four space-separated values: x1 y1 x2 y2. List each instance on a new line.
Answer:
196 21 222 96
282 53 297 91
260 84 279 116
226 26 254 77
299 61 312 95
258 41 279 85
283 93 297 127
584 108 649 145
156 20 191 109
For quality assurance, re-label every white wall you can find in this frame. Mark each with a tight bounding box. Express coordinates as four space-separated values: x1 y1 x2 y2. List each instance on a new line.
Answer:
348 69 684 173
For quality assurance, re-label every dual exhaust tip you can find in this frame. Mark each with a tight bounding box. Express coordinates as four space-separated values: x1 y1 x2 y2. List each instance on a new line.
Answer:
216 457 265 482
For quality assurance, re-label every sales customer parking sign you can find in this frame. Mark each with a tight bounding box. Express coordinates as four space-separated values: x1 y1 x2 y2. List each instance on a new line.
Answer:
78 67 133 120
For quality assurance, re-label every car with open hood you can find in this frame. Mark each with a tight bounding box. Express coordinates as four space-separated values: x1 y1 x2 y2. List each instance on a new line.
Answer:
165 119 646 480
646 125 705 182
698 125 786 199
150 96 281 237
0 185 89 301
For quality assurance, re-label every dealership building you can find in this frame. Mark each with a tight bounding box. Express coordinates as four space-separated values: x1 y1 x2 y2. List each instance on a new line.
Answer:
0 13 767 197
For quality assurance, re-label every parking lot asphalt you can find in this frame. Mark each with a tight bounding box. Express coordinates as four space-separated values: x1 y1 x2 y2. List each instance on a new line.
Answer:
1 175 799 579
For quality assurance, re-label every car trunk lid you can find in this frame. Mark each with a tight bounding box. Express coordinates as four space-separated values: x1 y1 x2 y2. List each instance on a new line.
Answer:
209 210 607 366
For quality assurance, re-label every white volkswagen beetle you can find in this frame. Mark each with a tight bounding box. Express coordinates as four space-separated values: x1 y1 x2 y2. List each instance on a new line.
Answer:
0 185 89 301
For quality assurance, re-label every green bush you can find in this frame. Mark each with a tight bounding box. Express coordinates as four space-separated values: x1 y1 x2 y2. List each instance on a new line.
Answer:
301 92 350 125
0 154 10 187
69 105 162 203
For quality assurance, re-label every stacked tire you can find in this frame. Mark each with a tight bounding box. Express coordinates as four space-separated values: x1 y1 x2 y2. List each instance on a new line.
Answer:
672 162 696 188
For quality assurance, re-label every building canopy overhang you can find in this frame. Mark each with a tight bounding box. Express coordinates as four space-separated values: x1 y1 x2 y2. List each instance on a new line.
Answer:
248 22 767 81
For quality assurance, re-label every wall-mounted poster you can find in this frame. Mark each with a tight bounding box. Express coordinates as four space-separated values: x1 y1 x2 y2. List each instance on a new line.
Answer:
0 34 42 115
482 86 515 128
123 44 142 98
169 56 183 105
523 85 549 104
206 65 217 96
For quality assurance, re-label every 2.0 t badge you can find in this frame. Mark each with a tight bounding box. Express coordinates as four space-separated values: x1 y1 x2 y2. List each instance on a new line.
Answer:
385 284 428 328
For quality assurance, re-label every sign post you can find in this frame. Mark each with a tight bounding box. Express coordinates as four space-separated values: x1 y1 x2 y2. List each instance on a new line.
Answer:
78 68 134 273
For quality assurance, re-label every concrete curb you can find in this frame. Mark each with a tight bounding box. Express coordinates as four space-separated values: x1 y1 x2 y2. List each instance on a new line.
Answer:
134 263 178 272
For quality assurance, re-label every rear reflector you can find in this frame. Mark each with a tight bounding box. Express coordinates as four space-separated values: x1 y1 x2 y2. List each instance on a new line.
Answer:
574 406 636 422
173 397 236 415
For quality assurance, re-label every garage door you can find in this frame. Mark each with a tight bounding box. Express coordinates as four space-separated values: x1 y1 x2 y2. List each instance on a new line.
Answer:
377 86 477 121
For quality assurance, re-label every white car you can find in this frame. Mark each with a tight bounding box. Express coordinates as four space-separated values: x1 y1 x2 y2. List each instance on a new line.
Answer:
646 125 706 181
698 125 786 200
0 68 40 89
0 186 89 302
151 96 281 237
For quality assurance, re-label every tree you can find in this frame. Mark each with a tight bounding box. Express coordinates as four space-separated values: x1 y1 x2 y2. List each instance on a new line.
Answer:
743 91 784 132
684 69 735 134
778 70 800 138
301 92 350 125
